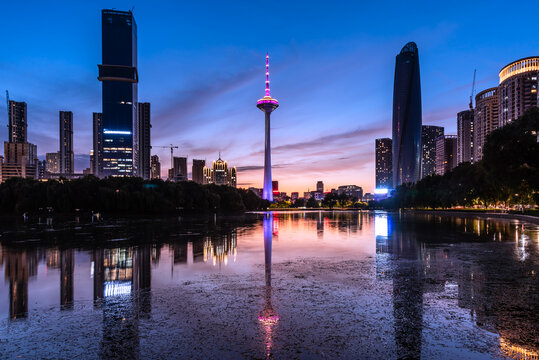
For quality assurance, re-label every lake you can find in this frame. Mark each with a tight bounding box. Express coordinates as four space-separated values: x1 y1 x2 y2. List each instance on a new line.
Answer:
0 211 537 359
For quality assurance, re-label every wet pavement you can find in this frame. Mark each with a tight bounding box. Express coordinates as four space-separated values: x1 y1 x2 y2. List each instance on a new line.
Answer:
0 211 537 359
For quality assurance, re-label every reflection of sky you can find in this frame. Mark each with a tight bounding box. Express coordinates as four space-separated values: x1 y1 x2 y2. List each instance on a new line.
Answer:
3 1 539 192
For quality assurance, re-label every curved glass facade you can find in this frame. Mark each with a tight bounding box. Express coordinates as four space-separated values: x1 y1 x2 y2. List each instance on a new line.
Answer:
392 42 422 186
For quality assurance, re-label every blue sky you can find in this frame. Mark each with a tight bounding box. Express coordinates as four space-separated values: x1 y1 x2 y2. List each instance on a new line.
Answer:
1 0 538 193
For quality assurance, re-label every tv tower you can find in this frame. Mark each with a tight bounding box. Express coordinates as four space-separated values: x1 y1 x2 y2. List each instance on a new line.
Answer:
257 53 279 201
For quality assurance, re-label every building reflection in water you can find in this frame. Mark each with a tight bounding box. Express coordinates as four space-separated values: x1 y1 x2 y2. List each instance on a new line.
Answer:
92 246 152 359
60 248 74 309
258 212 279 358
4 248 37 319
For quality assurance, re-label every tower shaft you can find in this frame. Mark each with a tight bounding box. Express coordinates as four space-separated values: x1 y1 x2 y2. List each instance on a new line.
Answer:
263 111 273 201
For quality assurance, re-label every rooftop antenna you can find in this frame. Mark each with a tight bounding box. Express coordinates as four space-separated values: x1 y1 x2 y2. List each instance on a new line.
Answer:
5 90 9 127
469 69 476 110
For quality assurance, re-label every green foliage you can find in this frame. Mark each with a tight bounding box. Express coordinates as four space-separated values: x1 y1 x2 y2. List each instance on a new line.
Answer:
306 197 319 208
0 176 268 215
383 108 539 209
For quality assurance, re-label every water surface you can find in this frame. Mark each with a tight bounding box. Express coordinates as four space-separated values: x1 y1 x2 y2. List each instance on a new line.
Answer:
0 211 537 359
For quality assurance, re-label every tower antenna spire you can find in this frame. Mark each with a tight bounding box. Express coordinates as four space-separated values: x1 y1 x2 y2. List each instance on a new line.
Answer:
265 53 270 97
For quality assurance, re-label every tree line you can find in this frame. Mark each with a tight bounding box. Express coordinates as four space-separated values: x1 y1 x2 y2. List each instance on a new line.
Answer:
380 108 539 209
0 177 269 215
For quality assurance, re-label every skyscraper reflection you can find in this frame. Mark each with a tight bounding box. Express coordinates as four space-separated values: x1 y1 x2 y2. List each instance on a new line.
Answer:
4 248 37 319
259 213 279 358
60 248 74 309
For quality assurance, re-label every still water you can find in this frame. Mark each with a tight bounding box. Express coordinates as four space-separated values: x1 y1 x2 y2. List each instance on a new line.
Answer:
0 211 537 359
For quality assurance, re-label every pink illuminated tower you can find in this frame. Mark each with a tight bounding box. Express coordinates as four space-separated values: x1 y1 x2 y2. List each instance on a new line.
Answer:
257 53 279 201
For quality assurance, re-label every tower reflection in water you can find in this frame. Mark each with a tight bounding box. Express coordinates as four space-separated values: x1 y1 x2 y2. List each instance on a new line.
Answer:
258 212 279 358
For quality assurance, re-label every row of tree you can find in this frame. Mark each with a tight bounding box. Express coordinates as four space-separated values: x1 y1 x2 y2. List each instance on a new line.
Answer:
0 177 269 215
380 108 539 209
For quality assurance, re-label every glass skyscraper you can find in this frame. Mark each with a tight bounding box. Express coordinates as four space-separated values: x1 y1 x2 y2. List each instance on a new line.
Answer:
392 42 422 186
98 9 138 177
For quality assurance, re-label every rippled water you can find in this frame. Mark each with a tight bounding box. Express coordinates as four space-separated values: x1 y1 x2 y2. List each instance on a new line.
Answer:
0 211 537 359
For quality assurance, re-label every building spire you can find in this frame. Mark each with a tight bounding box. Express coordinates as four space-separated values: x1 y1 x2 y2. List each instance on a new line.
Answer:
265 53 270 97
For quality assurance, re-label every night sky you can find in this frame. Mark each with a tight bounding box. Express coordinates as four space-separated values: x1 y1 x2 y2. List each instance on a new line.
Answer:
1 0 538 193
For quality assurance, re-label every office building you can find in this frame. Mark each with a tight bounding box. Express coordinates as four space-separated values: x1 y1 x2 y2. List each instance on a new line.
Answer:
46 152 60 174
420 126 444 178
192 159 205 184
272 181 279 199
375 138 393 189
473 88 499 162
98 9 138 177
202 155 236 187
37 160 46 180
498 57 539 127
337 185 363 201
1 101 38 181
291 192 299 202
457 110 474 164
392 42 422 186
138 102 151 179
435 135 457 176
92 112 103 177
150 155 160 179
256 54 279 201
59 111 74 175
170 157 187 181
316 181 324 193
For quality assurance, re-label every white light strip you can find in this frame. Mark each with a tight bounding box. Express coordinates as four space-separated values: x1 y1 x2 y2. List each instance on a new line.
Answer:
104 130 132 135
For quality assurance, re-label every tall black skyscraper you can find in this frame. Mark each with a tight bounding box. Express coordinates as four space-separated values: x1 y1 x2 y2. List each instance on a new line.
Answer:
420 125 444 179
192 159 205 184
59 111 74 174
92 112 103 177
8 100 27 143
375 138 393 189
392 42 422 186
98 9 138 177
138 102 151 179
457 110 474 164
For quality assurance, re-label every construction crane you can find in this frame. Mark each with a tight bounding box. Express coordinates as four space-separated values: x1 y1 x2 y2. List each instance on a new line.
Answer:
469 69 476 110
152 144 179 170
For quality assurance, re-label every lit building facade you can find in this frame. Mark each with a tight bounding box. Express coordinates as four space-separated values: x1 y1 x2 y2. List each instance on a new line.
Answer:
473 88 499 162
92 112 103 177
435 135 457 176
137 102 151 179
420 125 444 178
98 9 138 177
59 111 74 175
456 110 474 164
337 185 363 200
150 155 160 179
192 159 205 184
202 155 236 187
256 54 279 201
392 42 422 186
46 152 60 174
375 138 393 189
498 57 539 127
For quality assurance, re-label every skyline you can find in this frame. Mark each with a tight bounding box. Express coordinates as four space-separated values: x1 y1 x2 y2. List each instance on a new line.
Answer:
2 1 539 193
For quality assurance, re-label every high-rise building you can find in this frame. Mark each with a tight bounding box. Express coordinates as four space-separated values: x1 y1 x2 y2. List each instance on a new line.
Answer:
8 100 27 143
37 160 46 180
473 88 499 162
420 126 444 178
92 112 103 177
202 155 236 187
256 54 279 201
457 110 474 164
272 181 279 199
375 138 393 189
1 101 38 181
192 159 205 184
392 42 422 186
46 152 60 174
291 192 299 202
138 102 151 179
59 111 74 175
170 157 187 181
498 57 539 127
98 9 138 177
435 135 457 176
150 155 160 179
316 181 324 193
